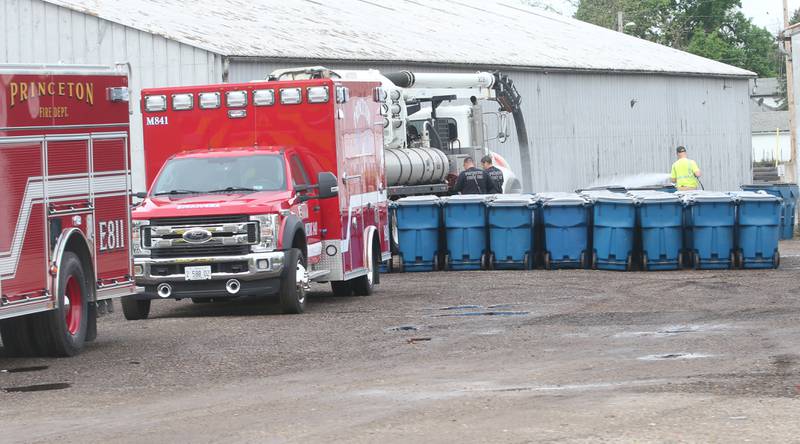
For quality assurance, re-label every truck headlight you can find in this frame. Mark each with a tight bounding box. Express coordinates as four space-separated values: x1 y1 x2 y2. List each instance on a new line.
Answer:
131 219 151 257
250 214 279 252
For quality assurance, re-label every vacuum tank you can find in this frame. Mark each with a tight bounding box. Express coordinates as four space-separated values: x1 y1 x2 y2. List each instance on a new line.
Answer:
385 147 449 186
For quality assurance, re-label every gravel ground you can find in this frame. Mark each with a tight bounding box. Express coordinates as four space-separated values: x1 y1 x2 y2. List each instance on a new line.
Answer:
1 242 800 443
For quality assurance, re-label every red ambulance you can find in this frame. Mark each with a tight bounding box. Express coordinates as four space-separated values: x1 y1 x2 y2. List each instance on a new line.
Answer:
0 64 136 356
126 73 390 318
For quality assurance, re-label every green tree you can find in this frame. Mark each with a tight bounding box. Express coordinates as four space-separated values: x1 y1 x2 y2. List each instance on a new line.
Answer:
574 0 780 77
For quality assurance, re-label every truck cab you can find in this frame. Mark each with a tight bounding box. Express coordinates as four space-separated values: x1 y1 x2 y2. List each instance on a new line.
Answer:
126 77 389 319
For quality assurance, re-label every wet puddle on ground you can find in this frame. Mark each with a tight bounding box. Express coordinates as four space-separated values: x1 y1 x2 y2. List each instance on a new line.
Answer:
385 325 420 332
637 353 714 361
615 324 729 338
4 383 71 393
432 311 530 318
0 365 49 373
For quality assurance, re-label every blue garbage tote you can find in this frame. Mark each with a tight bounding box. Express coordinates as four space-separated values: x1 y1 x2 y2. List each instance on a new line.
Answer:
773 184 798 239
442 194 491 271
537 193 591 269
730 191 782 269
392 195 441 272
585 191 637 271
486 194 536 270
632 191 684 271
680 191 736 270
740 183 798 240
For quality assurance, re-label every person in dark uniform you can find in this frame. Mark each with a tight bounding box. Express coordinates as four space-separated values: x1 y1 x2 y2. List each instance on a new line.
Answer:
481 154 504 194
453 157 486 194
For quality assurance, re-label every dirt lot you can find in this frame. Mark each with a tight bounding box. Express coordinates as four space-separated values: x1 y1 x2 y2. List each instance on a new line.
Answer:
1 242 800 443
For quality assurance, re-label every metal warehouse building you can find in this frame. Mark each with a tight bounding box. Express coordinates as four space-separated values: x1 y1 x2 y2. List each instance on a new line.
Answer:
2 0 754 192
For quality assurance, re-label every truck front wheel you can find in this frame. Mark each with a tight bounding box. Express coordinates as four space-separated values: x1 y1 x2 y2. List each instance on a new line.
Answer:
279 248 307 314
122 297 151 320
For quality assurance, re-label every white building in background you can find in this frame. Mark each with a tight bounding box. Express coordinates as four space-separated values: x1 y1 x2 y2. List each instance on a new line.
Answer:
1 0 754 192
751 111 791 164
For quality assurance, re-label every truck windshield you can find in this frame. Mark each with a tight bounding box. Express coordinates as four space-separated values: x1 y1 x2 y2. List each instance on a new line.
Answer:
152 154 286 196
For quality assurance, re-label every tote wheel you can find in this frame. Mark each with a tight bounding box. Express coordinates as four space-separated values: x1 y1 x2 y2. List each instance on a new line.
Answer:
729 251 737 270
543 252 551 270
433 254 440 272
523 253 531 270
626 254 634 272
773 250 780 269
642 255 648 271
693 252 701 270
443 254 451 271
678 252 685 269
480 253 488 270
591 252 598 270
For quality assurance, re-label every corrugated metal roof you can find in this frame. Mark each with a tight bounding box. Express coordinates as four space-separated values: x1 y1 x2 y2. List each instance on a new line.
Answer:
44 0 754 78
750 78 780 97
752 111 790 133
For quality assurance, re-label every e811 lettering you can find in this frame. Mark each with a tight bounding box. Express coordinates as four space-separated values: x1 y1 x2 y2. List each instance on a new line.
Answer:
99 220 126 251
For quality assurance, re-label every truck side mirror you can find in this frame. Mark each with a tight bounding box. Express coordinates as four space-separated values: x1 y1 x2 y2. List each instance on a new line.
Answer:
134 191 148 199
317 172 339 199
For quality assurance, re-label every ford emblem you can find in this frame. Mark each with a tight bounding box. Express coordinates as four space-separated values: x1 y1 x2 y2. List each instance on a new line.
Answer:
182 228 213 244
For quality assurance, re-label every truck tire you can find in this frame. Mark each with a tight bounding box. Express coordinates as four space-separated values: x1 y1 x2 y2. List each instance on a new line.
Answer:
122 297 151 320
280 248 307 314
37 252 89 357
352 245 378 296
331 281 353 296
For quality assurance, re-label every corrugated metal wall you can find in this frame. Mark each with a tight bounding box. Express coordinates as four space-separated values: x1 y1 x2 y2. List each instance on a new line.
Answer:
232 61 752 192
2 0 751 193
1 0 224 191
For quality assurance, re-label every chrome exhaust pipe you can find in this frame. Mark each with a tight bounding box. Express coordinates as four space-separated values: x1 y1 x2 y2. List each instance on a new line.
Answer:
225 279 241 295
157 283 172 298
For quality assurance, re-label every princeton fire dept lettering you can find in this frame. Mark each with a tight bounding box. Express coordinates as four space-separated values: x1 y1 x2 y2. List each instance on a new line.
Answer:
99 220 126 252
8 81 94 107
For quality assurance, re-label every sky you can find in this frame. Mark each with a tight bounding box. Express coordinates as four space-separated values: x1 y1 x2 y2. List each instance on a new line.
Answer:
538 0 800 35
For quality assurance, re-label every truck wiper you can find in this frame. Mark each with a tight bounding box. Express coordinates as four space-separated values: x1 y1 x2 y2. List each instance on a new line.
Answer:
152 189 200 196
206 186 257 193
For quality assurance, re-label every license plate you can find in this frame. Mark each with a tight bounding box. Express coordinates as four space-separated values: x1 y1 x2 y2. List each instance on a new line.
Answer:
184 265 212 281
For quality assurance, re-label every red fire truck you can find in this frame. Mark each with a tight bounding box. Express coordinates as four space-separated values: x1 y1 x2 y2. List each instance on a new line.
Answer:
0 64 136 356
125 72 390 318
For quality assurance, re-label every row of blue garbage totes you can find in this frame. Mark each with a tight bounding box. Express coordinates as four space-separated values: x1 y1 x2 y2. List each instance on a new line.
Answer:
385 183 799 272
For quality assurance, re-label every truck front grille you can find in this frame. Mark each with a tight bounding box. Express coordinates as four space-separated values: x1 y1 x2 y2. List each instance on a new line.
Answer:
150 245 251 259
146 215 256 258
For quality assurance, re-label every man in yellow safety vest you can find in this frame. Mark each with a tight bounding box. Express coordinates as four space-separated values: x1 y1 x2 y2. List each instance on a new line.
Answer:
671 146 702 191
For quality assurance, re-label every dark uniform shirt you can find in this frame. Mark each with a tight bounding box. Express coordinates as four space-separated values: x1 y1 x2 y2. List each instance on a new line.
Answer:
484 166 504 194
453 167 486 194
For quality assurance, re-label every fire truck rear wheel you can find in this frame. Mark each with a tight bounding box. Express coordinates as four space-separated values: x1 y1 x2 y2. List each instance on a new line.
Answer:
122 297 151 320
37 252 90 357
352 244 378 296
279 248 307 314
331 281 353 297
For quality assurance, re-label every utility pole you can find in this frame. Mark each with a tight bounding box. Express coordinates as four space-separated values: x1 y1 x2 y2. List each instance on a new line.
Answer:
617 11 624 32
784 0 797 184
